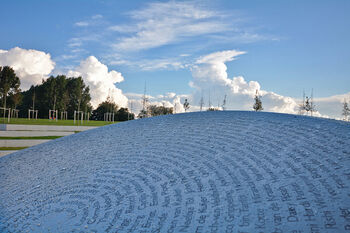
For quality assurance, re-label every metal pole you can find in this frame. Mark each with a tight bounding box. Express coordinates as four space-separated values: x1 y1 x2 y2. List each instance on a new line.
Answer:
8 108 10 123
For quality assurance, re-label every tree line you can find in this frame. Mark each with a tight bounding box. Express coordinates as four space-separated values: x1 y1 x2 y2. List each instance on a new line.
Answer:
0 66 134 121
1 65 348 121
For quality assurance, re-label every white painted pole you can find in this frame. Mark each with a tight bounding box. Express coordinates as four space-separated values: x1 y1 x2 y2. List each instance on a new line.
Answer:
8 108 10 123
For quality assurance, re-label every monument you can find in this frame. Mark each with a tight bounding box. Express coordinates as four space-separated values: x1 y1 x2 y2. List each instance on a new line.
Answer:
11 109 19 118
28 109 38 120
0 107 11 123
0 111 349 232
60 111 68 120
49 109 58 121
104 112 114 122
73 110 84 125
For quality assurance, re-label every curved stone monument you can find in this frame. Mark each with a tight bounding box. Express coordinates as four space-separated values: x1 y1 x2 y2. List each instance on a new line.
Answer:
1 111 349 232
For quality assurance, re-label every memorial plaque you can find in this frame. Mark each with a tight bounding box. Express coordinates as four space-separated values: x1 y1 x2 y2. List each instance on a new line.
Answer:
0 111 349 232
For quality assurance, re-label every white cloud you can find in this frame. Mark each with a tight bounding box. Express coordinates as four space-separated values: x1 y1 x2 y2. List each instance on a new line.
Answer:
190 50 305 114
74 14 103 27
0 47 129 109
68 35 100 48
112 2 231 51
192 50 247 88
126 91 189 115
92 14 103 19
75 21 90 27
0 47 55 90
189 50 350 119
68 56 128 108
314 92 350 119
137 58 186 71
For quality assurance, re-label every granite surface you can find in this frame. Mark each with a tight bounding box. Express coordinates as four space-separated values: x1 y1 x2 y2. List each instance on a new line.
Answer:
1 111 349 232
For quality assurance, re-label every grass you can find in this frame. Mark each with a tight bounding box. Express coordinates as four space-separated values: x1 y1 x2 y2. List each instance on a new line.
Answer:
0 118 116 126
0 147 28 150
0 136 63 140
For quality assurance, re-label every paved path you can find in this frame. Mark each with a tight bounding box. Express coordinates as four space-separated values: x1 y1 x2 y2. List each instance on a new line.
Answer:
0 150 18 157
0 111 349 232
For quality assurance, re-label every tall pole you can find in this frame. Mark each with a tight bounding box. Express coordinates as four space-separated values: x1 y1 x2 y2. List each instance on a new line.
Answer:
222 94 227 111
208 89 211 110
311 89 314 116
200 90 204 112
142 82 148 117
32 91 35 111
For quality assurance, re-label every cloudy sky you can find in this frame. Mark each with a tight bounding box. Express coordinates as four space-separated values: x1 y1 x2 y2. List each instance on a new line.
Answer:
0 0 349 119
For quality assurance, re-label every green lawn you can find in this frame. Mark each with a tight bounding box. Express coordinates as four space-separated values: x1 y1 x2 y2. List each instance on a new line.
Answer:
0 118 116 126
0 147 28 150
0 136 63 140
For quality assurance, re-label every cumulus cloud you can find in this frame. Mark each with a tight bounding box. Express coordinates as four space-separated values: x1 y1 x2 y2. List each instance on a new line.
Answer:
192 50 247 88
0 47 128 109
188 50 350 119
190 50 303 114
124 49 305 117
0 47 55 90
313 92 350 119
126 92 188 115
68 56 128 108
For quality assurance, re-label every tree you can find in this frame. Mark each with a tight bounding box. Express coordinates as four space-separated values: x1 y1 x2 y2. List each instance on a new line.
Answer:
147 105 173 116
299 90 316 116
7 92 22 110
91 99 118 121
17 75 92 119
138 109 148 119
304 96 315 116
66 76 91 118
253 90 263 112
183 99 190 112
91 99 134 121
116 107 135 121
342 99 350 121
0 66 21 117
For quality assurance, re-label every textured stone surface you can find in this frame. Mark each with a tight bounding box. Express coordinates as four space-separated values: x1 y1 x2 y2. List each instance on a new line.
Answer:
0 111 349 232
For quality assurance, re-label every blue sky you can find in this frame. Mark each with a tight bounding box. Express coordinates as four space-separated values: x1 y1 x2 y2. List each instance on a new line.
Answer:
0 0 349 118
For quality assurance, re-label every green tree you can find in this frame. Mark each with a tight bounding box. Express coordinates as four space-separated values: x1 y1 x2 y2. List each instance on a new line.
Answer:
91 99 118 121
183 99 190 112
7 92 22 110
0 66 21 117
147 105 173 116
66 76 92 118
116 107 135 121
17 75 92 119
138 109 148 119
253 90 263 112
342 99 350 121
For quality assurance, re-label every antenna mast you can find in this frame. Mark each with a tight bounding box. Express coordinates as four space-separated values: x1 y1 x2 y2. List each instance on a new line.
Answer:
141 82 149 117
222 94 227 111
208 89 212 109
310 89 314 116
199 91 204 112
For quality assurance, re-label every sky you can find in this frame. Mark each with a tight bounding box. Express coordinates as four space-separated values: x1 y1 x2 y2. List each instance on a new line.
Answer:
0 0 349 119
